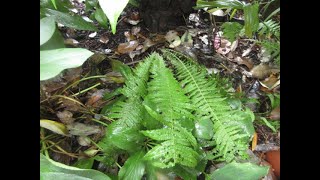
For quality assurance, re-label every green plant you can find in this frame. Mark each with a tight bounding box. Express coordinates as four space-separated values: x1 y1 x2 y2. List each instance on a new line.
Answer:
196 0 280 65
94 50 265 178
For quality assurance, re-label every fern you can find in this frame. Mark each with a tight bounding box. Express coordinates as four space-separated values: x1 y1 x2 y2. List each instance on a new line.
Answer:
258 39 280 65
258 20 280 39
98 54 155 152
141 55 199 168
162 49 253 162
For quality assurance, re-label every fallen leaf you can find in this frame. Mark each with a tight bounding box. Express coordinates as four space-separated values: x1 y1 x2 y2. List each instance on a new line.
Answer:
117 40 139 54
129 50 142 59
124 31 136 41
251 132 257 151
165 30 179 42
40 119 69 136
269 106 280 120
260 74 279 89
67 122 101 136
77 136 91 146
212 9 224 16
84 149 99 157
181 30 193 47
250 64 280 80
99 35 109 44
64 38 79 46
230 39 238 52
233 56 254 69
56 110 75 124
86 89 106 106
265 150 280 178
131 26 141 35
88 32 97 38
216 38 231 55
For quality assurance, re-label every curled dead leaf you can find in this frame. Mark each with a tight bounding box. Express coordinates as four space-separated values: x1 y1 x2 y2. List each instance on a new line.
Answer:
251 132 258 151
99 35 109 44
131 26 141 35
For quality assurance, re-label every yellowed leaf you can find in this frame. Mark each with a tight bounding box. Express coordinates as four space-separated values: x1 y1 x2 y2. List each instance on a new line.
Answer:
40 119 69 136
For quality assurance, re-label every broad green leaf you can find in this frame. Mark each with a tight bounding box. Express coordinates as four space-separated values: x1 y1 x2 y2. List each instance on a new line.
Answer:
40 27 65 50
40 0 72 13
40 119 68 136
128 0 139 7
40 17 56 46
44 8 97 31
40 48 93 80
194 119 214 140
85 0 98 12
73 158 94 169
98 0 129 34
244 3 259 38
51 0 57 9
94 8 109 28
206 162 269 180
40 153 111 180
196 0 245 10
118 151 146 180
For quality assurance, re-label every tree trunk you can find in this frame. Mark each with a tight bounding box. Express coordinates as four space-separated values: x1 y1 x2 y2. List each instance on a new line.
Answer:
139 0 196 32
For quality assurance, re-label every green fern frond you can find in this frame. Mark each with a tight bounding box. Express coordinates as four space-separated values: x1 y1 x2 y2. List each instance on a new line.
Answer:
141 56 199 168
98 54 155 152
258 20 280 39
145 54 194 122
163 49 253 162
120 53 155 99
258 39 280 64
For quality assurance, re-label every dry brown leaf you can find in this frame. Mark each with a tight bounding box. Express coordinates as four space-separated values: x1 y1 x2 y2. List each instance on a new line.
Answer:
99 35 109 44
265 150 280 178
250 64 280 80
269 106 280 120
56 110 75 124
233 56 254 69
67 122 101 136
117 40 139 54
64 38 79 46
86 89 106 107
260 74 279 89
131 26 141 35
124 31 136 41
251 132 258 151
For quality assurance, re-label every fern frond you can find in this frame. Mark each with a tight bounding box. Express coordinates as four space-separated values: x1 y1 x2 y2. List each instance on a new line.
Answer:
120 53 154 99
221 22 243 42
163 49 253 162
258 20 280 39
141 56 199 168
145 54 194 122
99 54 155 152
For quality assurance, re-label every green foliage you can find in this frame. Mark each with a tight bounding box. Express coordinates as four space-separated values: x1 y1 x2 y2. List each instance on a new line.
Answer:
94 8 109 28
118 151 146 180
162 49 254 162
206 162 269 180
43 8 97 31
40 17 56 45
40 153 111 180
243 3 259 38
221 22 243 42
97 50 261 178
258 20 280 39
40 48 93 80
196 0 245 10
